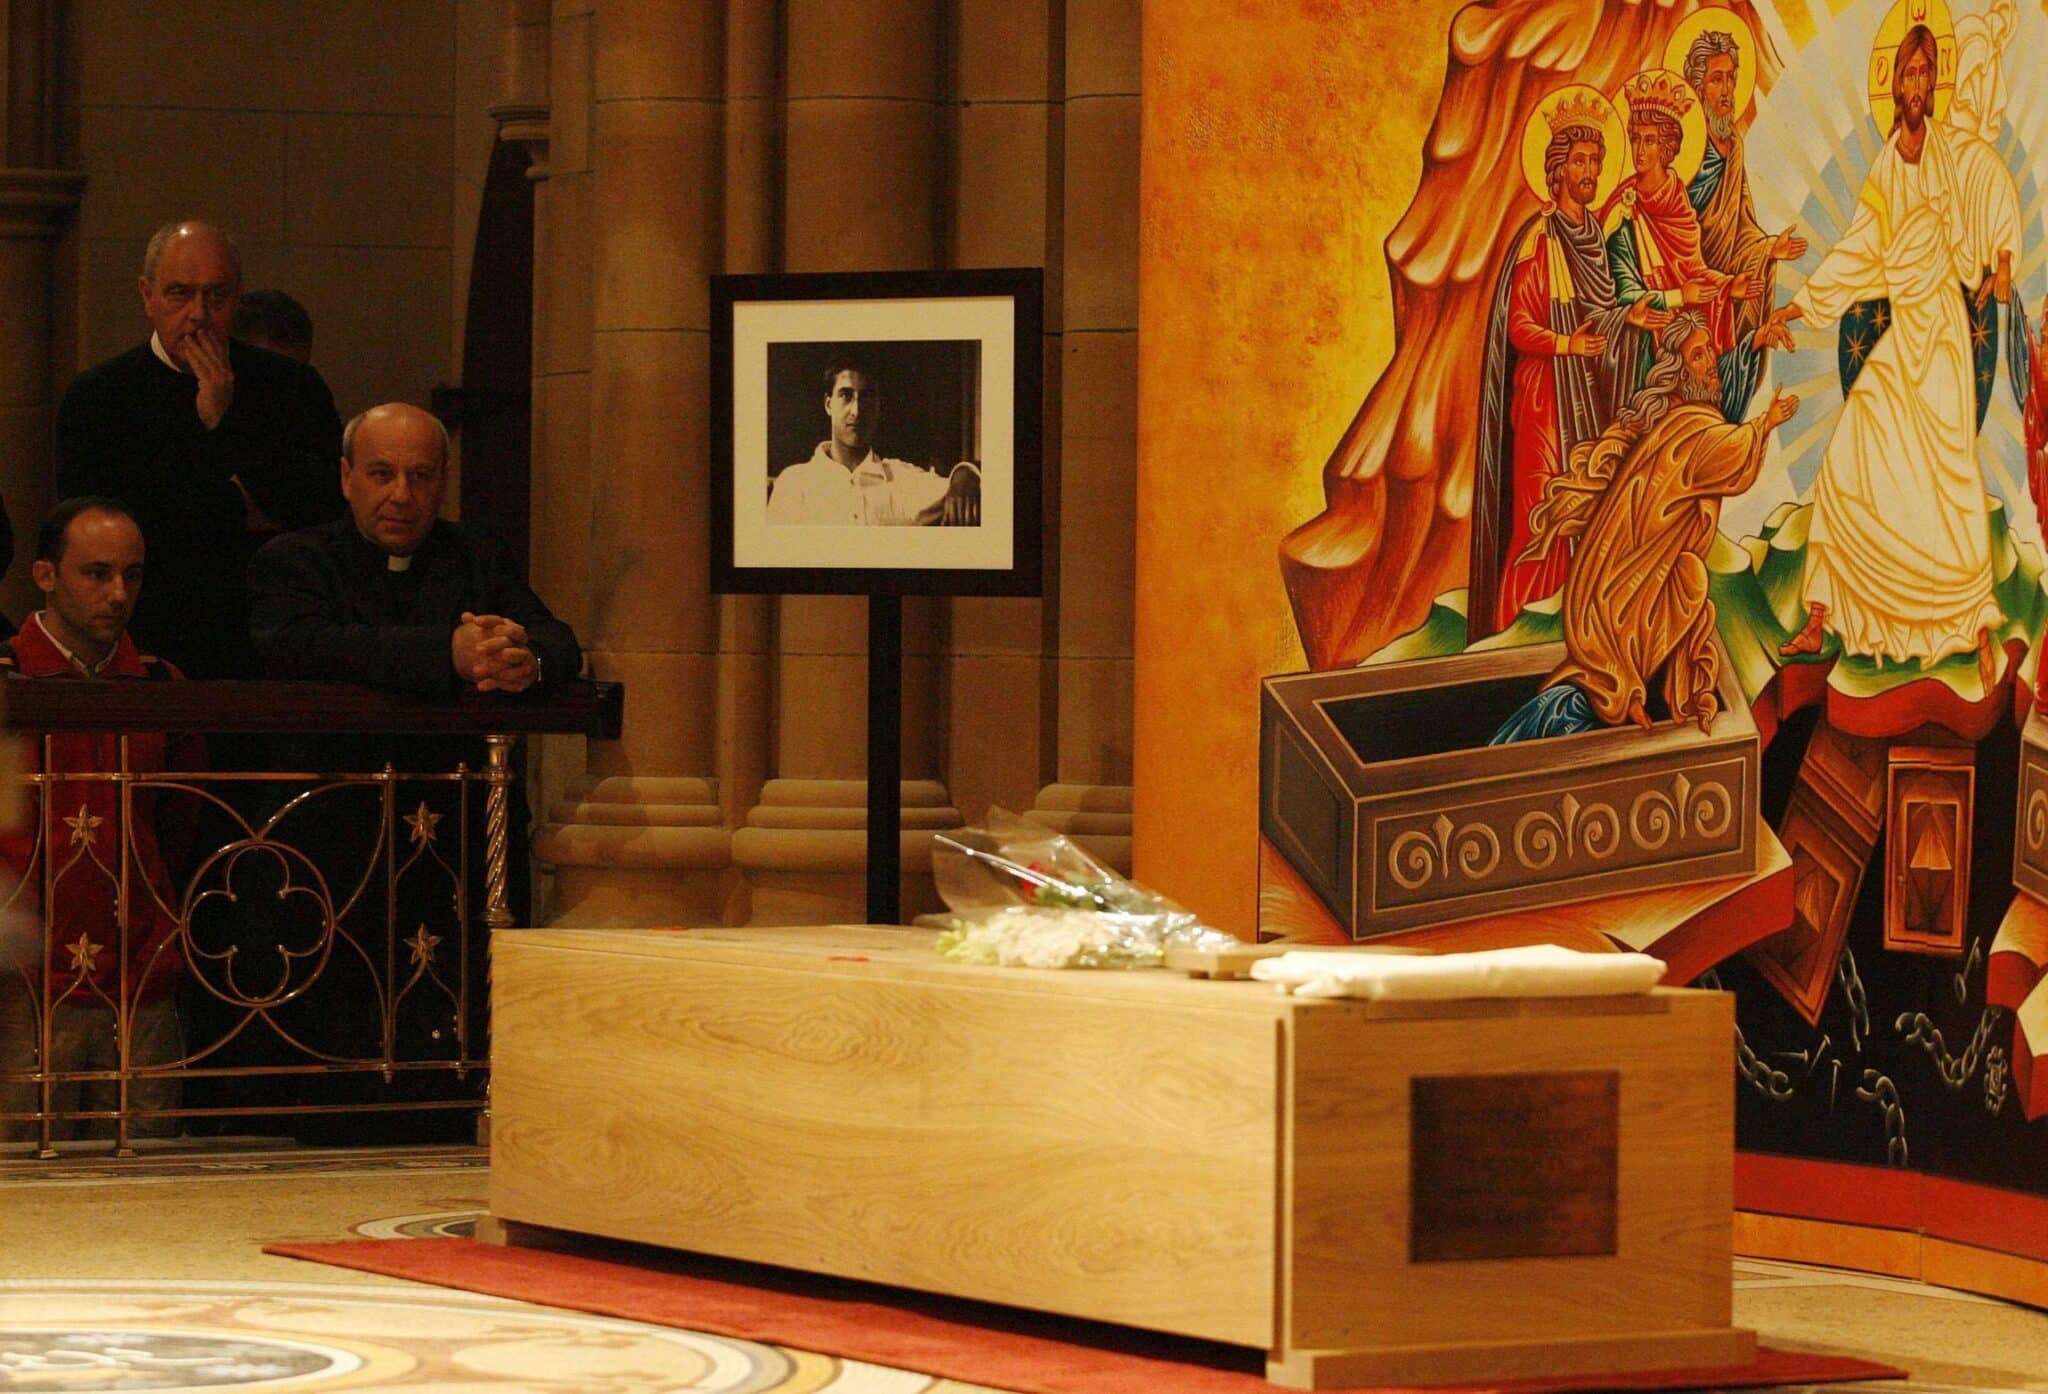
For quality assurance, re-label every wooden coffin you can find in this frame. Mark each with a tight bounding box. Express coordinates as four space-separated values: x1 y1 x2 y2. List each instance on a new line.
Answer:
489 925 1752 1387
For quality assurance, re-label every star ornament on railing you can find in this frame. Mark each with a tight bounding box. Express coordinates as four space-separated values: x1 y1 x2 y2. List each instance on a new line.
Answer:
64 805 103 848
404 802 444 846
66 934 104 973
405 925 443 968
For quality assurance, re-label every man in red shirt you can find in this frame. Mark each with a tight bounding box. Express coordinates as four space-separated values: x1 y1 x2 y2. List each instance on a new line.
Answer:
1 497 199 1143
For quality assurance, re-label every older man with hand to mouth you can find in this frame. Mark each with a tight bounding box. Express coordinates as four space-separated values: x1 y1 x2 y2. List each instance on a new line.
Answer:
55 220 343 680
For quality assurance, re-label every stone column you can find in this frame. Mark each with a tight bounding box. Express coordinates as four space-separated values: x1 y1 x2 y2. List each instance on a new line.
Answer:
0 0 82 618
943 1 1058 830
531 0 734 925
713 0 777 915
1025 0 1138 870
734 0 964 925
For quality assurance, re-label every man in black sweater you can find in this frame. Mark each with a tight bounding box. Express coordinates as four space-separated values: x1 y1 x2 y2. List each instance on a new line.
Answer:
55 221 342 678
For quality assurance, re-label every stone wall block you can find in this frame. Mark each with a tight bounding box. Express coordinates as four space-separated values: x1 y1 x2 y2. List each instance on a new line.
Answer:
778 594 868 658
246 245 451 418
726 0 780 100
1066 0 1140 99
896 646 944 775
501 0 554 109
535 774 730 926
0 254 51 413
774 650 872 779
957 0 1054 102
718 592 772 655
594 0 719 99
1055 654 1134 786
1023 781 1133 873
592 99 720 331
276 0 458 114
0 404 48 614
733 778 963 925
542 171 594 373
786 0 941 100
285 113 454 248
945 650 1051 824
75 108 286 246
587 328 716 652
950 595 1046 658
549 6 594 175
582 649 720 776
784 99 941 271
71 0 296 112
954 102 1051 268
532 368 594 628
1056 328 1137 659
716 626 773 824
1061 94 1139 332
724 94 779 271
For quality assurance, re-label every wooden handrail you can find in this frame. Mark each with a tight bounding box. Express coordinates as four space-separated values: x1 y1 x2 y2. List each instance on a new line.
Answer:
2 678 624 739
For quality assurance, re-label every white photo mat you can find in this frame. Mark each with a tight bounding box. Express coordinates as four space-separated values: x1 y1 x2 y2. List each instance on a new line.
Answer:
730 295 1017 572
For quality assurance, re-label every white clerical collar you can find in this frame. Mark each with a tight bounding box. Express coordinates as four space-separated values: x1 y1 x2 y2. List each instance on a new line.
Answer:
149 332 188 373
387 553 413 572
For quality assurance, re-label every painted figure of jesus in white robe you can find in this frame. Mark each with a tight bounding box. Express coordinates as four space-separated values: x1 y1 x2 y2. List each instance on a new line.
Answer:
1770 31 2021 670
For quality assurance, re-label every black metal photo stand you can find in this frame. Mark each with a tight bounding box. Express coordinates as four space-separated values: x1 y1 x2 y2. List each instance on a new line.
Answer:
866 594 904 925
708 266 1044 927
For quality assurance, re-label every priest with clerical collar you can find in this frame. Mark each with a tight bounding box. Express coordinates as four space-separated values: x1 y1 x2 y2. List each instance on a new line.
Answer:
248 402 580 700
244 403 580 1142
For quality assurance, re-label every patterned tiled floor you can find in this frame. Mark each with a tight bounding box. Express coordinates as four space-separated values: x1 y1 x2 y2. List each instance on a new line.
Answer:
3 1148 2046 1392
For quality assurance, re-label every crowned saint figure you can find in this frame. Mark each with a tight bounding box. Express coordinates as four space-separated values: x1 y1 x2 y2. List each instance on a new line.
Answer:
1471 87 1666 641
1601 69 1755 371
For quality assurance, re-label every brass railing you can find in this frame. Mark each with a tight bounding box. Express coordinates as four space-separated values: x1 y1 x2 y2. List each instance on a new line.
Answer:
0 680 621 1158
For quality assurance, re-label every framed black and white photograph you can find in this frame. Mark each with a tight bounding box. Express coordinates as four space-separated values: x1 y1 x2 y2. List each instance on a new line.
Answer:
709 267 1043 596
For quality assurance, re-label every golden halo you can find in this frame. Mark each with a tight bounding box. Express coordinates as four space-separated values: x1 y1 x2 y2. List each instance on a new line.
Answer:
1618 69 1710 183
1869 0 1955 136
1520 85 1627 208
1662 8 1758 124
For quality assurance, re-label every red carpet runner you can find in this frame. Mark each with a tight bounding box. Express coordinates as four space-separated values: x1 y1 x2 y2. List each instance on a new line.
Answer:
265 1237 1905 1393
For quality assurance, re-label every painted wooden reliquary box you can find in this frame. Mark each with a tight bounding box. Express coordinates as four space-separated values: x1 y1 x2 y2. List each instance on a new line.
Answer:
1260 641 1759 938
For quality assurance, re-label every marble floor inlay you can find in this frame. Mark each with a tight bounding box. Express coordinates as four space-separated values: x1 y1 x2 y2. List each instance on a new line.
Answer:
3 1149 2047 1392
0 1280 950 1391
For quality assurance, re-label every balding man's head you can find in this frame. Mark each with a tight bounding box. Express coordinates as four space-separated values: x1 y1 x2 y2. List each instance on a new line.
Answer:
139 221 242 369
340 404 451 556
142 221 240 280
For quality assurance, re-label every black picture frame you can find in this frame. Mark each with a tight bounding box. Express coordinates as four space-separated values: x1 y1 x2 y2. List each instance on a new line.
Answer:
709 267 1044 597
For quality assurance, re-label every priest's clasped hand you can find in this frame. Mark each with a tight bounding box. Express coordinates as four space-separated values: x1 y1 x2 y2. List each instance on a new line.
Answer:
453 611 541 693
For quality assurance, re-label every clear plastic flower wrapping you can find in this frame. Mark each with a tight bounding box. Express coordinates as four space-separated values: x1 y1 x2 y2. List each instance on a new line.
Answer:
926 809 1241 968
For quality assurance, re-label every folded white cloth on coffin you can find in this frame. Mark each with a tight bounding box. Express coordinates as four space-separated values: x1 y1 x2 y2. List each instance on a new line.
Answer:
1247 944 1666 1000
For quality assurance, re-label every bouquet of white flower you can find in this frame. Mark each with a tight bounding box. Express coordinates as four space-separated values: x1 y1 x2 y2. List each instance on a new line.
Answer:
928 809 1240 969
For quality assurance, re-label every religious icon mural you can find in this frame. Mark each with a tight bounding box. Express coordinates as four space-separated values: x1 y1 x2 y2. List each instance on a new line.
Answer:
1261 0 2048 1215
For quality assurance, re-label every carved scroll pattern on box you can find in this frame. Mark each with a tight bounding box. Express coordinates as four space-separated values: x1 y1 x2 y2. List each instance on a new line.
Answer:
1261 641 1760 938
1370 760 1748 911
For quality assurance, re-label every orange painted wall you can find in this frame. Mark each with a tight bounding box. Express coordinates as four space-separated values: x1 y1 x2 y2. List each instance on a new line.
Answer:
1133 0 1466 934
